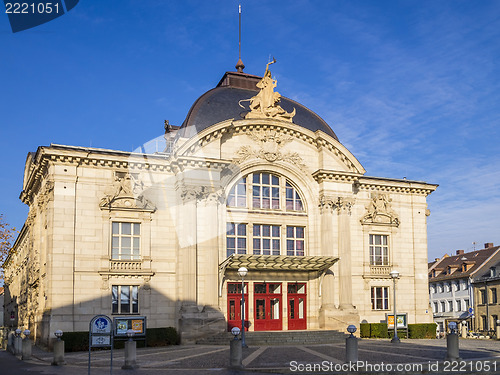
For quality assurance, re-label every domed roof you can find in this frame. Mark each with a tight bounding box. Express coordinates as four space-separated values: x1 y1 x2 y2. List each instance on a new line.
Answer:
178 71 338 140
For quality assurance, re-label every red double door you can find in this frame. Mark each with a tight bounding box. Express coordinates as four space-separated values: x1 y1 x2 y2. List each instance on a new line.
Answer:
227 283 248 331
227 282 307 331
254 283 282 331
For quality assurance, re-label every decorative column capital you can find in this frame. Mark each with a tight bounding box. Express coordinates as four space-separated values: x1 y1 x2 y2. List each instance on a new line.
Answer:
335 196 355 215
319 195 355 215
319 194 336 214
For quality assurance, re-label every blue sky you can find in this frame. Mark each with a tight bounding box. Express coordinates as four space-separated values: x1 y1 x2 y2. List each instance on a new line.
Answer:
1 0 499 261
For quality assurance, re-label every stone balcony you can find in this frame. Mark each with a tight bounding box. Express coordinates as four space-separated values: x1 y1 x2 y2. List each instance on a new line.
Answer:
110 260 143 271
363 264 392 279
99 258 154 279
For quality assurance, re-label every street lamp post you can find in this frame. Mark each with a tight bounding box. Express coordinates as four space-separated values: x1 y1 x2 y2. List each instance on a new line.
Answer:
390 270 400 343
238 267 248 348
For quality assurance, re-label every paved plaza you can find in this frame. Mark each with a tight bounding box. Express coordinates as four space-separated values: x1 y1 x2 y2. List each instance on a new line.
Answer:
1 339 500 375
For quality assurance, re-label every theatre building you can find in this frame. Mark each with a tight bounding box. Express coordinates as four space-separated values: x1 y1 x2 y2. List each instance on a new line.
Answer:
4 63 437 345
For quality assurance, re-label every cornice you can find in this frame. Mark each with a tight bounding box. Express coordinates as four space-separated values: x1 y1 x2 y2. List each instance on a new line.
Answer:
357 176 438 196
177 119 365 174
312 169 362 183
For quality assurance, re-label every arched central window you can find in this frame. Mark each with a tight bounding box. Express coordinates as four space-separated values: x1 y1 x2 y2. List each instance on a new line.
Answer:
227 172 304 212
226 172 306 258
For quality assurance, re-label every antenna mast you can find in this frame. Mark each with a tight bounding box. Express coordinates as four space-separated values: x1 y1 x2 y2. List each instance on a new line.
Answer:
235 4 245 73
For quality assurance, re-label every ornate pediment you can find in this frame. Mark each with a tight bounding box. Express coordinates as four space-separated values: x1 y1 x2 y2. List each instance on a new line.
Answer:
100 172 155 212
233 129 307 172
240 59 295 122
361 193 399 226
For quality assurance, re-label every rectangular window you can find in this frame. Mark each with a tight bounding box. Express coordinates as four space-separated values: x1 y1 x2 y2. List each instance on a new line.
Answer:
464 299 470 310
433 302 438 313
448 300 453 312
456 300 462 311
481 315 487 330
369 234 389 265
441 301 446 312
226 223 247 257
112 285 138 314
480 289 487 304
112 222 140 260
253 224 280 255
286 226 305 256
252 173 280 209
371 286 389 310
491 288 497 304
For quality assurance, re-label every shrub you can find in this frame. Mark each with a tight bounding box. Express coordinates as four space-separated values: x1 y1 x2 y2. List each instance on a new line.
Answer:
62 326 180 351
360 323 370 338
409 323 436 339
370 323 389 338
146 327 180 347
359 323 436 339
62 331 89 352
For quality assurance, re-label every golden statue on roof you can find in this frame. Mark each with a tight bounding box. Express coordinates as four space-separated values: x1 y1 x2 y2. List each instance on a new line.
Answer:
241 58 296 122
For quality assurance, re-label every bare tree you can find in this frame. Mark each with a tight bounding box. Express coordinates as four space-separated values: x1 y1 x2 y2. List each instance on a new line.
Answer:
0 215 16 284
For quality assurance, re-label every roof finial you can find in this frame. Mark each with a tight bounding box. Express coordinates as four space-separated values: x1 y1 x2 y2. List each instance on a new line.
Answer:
235 4 245 73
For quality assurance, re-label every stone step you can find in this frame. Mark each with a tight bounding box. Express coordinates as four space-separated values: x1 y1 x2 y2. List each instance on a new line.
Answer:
196 329 348 345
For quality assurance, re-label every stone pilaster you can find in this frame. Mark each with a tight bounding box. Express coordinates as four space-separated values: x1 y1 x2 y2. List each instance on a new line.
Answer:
318 195 336 309
336 197 355 310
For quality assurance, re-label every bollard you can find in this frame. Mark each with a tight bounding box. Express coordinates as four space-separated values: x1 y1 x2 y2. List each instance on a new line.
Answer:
14 329 22 357
122 329 138 369
22 330 32 360
230 338 242 368
446 322 460 361
345 325 358 363
229 326 242 369
496 319 500 340
122 340 137 369
52 331 66 366
7 331 15 354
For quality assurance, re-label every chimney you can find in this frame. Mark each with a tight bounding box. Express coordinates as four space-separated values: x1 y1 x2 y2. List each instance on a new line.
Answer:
456 250 464 255
485 243 494 249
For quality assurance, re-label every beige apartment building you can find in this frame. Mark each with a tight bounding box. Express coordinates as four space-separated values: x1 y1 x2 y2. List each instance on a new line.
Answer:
3 64 437 346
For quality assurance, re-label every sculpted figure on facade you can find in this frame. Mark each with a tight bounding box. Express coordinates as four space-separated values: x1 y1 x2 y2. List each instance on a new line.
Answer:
240 59 296 122
361 193 399 226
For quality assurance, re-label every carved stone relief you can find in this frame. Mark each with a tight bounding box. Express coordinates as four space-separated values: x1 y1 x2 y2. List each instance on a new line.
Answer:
233 129 308 172
360 193 399 226
100 172 155 211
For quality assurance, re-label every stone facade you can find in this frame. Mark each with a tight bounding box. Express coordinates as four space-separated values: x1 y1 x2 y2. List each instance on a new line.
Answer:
4 69 436 346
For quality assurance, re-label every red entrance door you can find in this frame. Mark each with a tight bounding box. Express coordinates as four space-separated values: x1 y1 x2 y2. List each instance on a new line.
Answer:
254 283 282 331
227 282 248 331
287 283 306 330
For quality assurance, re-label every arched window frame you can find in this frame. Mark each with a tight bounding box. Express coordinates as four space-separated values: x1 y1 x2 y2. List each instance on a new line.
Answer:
225 171 307 258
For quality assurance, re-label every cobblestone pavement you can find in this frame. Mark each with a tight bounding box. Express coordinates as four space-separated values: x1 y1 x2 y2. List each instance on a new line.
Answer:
2 338 500 375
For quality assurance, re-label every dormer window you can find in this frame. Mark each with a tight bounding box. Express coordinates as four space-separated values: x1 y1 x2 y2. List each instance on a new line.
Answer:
490 267 497 278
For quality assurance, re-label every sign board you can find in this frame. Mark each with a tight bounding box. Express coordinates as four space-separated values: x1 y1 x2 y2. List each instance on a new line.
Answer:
113 316 146 337
88 314 114 375
386 313 408 329
91 335 111 346
89 315 113 348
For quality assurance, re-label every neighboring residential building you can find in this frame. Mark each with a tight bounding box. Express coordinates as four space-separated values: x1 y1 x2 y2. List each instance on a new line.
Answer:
429 244 500 334
471 245 500 336
4 63 437 347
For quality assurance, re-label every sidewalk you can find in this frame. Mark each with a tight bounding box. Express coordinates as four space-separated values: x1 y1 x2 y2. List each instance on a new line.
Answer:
9 338 500 375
